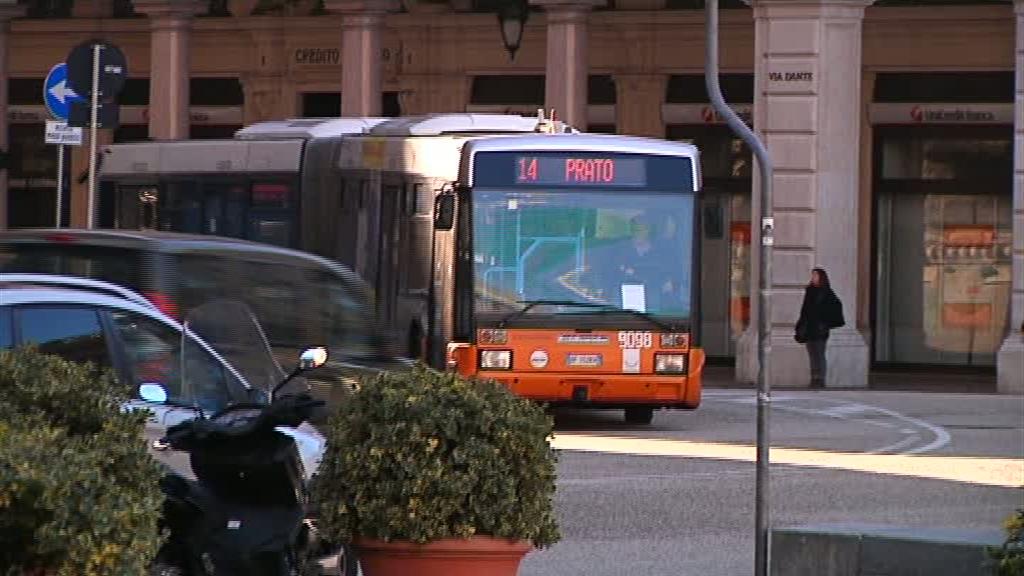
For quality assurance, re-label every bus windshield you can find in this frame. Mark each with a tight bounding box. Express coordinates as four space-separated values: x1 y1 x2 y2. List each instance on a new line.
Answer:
472 188 695 320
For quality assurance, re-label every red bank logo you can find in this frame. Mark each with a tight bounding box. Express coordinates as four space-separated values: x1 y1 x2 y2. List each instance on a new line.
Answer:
910 105 923 123
701 106 716 123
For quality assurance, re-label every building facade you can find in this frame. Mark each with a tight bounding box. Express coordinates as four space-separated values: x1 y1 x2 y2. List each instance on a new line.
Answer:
0 0 1021 392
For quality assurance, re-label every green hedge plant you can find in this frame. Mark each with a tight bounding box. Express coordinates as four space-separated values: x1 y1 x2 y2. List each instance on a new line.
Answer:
988 508 1024 576
0 348 165 575
311 364 560 548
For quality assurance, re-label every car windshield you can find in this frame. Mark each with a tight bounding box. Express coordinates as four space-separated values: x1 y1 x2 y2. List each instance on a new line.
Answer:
472 188 695 319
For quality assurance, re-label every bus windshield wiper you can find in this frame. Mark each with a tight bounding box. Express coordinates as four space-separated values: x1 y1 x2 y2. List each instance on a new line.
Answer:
497 299 676 331
497 299 609 327
587 305 676 332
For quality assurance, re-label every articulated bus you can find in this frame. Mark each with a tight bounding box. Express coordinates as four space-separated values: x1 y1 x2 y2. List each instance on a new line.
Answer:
99 113 704 423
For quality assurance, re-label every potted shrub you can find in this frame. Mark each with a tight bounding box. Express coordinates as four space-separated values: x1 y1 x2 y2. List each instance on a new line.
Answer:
311 364 560 576
0 348 165 575
988 508 1024 576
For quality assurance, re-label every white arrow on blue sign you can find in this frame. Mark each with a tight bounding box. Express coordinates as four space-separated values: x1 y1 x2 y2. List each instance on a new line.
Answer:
43 63 85 121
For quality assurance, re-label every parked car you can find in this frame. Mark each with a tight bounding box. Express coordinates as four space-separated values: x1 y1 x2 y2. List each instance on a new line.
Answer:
0 229 412 413
0 274 327 479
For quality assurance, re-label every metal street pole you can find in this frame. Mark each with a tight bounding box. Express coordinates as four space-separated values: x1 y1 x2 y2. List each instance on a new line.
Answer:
703 1 775 575
55 144 63 227
87 42 100 230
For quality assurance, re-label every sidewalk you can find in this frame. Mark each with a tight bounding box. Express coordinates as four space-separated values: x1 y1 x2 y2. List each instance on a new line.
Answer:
701 365 998 394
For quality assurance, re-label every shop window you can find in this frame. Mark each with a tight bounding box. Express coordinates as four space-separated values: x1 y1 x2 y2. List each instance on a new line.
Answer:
119 79 150 106
881 137 1012 182
664 0 748 9
666 125 750 180
874 72 1013 104
19 0 73 18
112 0 141 17
469 0 543 12
590 75 616 105
8 124 54 181
470 76 545 106
190 125 241 139
8 79 44 105
666 74 753 104
191 78 244 106
114 125 150 143
875 0 1006 6
300 92 401 117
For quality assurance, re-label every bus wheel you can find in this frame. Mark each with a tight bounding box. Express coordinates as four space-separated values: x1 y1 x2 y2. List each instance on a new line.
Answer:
624 407 654 425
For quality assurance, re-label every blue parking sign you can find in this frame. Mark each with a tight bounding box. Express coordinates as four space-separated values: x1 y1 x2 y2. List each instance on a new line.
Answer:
43 63 84 121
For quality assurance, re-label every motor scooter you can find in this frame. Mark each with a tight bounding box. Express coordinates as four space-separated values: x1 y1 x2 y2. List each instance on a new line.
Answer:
142 300 357 576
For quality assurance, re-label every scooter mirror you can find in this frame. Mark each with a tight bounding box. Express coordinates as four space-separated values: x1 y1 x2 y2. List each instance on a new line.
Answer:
299 347 329 370
139 383 169 404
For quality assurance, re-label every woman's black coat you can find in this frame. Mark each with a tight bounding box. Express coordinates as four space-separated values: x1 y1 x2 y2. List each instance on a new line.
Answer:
795 285 845 343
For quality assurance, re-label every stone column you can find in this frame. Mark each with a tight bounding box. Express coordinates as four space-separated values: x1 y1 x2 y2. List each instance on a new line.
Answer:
531 0 603 129
0 1 23 230
614 74 666 137
998 0 1024 395
134 0 200 140
324 0 396 117
741 0 871 388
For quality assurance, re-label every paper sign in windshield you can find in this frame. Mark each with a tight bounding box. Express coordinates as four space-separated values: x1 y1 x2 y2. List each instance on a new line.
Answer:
621 284 646 313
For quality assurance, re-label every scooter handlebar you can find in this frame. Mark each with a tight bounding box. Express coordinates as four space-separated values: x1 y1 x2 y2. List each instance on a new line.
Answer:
162 394 324 451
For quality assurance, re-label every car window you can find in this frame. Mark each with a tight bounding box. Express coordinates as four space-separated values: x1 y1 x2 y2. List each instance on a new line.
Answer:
0 244 143 290
0 307 12 349
15 306 113 370
109 310 249 413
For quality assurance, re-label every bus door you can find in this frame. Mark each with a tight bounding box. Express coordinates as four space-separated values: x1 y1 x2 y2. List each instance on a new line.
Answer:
376 178 403 327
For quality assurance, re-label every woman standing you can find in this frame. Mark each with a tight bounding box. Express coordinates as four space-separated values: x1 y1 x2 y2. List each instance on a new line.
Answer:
795 268 845 389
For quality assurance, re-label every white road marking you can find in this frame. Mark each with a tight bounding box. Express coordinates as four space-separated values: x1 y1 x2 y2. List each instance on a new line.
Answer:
702 393 952 455
549 434 1024 488
869 434 922 455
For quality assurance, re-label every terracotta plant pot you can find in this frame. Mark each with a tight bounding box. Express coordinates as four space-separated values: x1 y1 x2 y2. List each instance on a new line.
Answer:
353 536 533 576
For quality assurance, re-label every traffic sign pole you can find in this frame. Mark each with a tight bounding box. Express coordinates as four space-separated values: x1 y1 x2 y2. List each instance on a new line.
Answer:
55 145 63 227
87 43 100 230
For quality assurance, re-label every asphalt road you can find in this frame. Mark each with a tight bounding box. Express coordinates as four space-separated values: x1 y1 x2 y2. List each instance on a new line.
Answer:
518 389 1024 576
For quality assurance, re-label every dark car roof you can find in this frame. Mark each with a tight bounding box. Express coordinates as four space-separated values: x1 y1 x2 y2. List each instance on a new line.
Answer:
0 228 370 293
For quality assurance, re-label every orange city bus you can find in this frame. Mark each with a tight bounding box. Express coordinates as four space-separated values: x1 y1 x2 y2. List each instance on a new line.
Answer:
433 133 705 424
97 113 705 424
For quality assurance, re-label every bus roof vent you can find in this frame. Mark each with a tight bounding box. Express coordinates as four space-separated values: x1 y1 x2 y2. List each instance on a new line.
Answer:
367 113 578 137
234 117 389 140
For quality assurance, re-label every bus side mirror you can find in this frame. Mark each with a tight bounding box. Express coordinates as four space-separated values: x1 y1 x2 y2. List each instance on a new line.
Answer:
434 192 456 231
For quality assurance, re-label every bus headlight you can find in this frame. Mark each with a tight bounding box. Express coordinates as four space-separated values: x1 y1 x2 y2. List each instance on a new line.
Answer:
655 353 687 374
480 350 512 370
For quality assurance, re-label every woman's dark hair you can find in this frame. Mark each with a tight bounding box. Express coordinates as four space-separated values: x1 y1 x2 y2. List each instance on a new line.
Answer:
812 267 831 289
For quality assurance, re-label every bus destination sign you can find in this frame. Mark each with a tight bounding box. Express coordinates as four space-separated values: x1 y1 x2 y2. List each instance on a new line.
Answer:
516 156 646 187
472 151 694 191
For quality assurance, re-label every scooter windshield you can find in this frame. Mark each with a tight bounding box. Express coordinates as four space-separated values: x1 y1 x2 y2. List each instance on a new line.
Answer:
181 299 286 404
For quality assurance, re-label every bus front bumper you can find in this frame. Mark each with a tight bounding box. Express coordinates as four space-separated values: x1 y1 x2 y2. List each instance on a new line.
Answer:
475 371 702 409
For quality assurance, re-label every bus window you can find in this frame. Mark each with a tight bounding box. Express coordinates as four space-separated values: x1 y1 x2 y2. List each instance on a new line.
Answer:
248 180 297 247
252 182 292 209
159 180 202 234
201 179 248 239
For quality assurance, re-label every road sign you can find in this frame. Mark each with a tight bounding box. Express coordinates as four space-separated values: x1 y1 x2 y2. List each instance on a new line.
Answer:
66 40 128 98
43 63 84 121
69 100 120 130
45 121 83 146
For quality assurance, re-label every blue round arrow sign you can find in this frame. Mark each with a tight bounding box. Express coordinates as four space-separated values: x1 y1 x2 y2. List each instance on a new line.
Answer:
43 63 84 121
